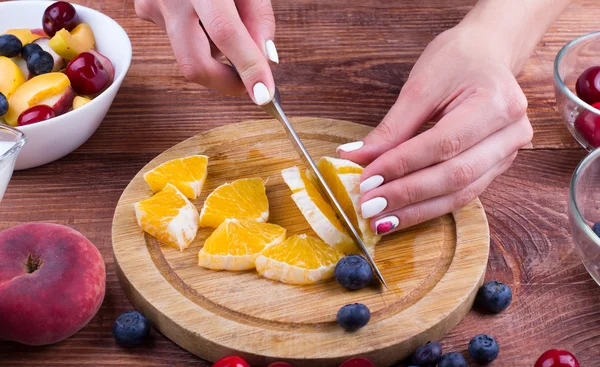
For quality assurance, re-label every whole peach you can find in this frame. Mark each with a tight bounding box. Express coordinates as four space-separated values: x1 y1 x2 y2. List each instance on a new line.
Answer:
0 223 105 345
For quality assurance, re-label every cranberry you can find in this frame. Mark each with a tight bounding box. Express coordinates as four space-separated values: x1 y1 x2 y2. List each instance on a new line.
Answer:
66 52 109 95
267 363 294 367
212 356 250 367
574 102 600 147
338 357 375 367
42 1 79 37
534 350 579 367
17 105 56 126
576 66 600 105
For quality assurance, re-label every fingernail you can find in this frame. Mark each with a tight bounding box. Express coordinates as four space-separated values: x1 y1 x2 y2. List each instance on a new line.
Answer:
336 141 364 153
360 175 384 194
253 82 271 105
361 197 387 218
375 216 399 234
266 40 279 64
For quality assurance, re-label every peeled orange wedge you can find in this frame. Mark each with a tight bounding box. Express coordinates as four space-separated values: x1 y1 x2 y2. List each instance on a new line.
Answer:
143 155 208 199
281 166 354 253
198 219 286 271
256 234 343 285
199 178 269 228
134 184 199 251
318 157 381 253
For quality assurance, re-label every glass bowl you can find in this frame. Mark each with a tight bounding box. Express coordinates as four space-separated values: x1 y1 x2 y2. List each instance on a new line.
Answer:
569 147 600 285
554 31 600 151
0 125 26 202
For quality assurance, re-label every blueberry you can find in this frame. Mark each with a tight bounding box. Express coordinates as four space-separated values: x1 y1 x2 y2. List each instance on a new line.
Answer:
592 222 600 237
27 50 54 76
0 93 8 116
337 303 370 331
0 34 23 58
412 341 442 365
335 255 373 290
112 311 152 347
22 43 43 61
468 334 499 364
476 280 512 313
438 352 468 367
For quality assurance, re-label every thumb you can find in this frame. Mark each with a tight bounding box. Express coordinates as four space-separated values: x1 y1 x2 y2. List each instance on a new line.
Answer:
337 78 438 165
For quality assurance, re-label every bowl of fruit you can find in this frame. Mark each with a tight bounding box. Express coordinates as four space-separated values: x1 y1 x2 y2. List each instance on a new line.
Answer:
0 0 131 170
554 31 600 150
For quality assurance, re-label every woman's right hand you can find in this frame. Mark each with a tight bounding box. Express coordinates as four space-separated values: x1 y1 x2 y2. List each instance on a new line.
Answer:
135 0 279 105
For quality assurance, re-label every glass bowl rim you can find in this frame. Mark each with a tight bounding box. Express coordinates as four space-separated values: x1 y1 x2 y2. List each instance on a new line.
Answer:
0 125 26 163
554 30 600 114
570 147 600 249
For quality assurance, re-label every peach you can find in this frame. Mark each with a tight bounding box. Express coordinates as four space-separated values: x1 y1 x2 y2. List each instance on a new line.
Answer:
4 29 43 45
73 95 91 109
0 223 105 346
10 57 30 80
30 29 48 38
0 56 25 99
49 23 95 60
4 72 74 126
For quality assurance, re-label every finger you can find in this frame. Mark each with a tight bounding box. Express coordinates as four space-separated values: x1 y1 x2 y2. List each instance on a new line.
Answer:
337 74 445 165
235 0 278 63
371 152 517 235
159 1 244 95
359 116 532 216
193 0 275 105
359 90 527 188
134 0 166 29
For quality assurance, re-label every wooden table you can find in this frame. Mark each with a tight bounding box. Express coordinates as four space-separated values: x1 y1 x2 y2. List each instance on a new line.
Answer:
1 0 600 365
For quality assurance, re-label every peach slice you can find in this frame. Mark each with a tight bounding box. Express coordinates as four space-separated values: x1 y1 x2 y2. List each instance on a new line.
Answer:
4 29 43 45
0 56 25 99
73 95 91 110
4 73 74 126
48 23 95 60
10 57 30 80
30 29 48 38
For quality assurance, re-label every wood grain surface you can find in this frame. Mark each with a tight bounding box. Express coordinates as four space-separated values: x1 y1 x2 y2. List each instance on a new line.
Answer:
112 118 489 366
1 0 600 366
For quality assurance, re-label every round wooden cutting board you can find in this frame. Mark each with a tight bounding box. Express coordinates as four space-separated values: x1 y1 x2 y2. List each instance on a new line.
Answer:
112 117 490 367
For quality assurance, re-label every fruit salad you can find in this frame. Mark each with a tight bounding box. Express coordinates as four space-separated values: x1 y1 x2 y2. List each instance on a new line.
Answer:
0 1 115 127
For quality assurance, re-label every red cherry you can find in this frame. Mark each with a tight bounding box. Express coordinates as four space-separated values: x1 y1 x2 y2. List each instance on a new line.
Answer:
338 358 375 367
17 105 56 126
212 356 250 367
534 350 579 367
42 1 79 37
267 363 294 367
66 52 109 95
574 102 600 147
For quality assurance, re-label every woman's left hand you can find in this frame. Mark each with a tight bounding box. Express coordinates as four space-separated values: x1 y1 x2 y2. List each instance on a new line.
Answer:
337 25 533 235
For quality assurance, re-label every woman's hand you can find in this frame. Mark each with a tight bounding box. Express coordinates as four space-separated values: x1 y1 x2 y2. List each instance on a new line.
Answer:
135 0 278 105
338 25 533 235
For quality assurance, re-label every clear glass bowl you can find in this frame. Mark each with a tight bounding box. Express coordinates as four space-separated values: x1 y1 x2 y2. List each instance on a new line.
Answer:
0 125 26 202
569 147 600 285
554 31 600 151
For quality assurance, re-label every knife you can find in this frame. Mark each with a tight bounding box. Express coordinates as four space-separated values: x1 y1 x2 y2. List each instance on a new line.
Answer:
227 62 388 288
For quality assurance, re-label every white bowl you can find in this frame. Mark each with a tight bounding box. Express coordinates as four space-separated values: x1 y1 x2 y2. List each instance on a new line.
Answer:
0 0 132 170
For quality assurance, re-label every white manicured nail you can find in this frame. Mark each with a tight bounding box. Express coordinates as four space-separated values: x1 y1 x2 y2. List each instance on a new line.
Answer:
375 216 399 234
361 197 387 218
360 175 384 194
266 40 279 64
253 82 271 105
336 141 364 153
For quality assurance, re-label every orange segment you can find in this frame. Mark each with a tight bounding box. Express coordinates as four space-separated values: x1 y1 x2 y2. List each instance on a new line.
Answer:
199 178 269 228
255 234 343 285
318 157 381 253
134 184 199 251
198 219 286 271
143 155 208 199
